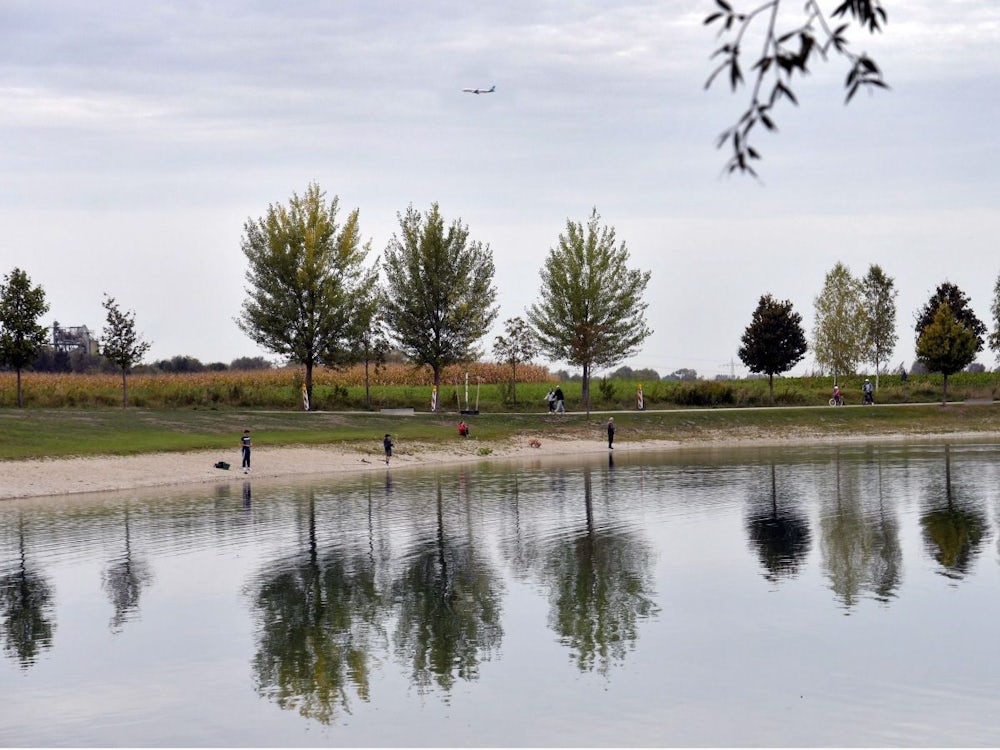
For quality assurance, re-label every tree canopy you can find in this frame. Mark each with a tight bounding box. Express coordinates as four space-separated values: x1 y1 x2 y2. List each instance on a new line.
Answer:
0 267 50 407
101 294 152 408
527 208 652 413
860 264 897 388
813 262 864 380
738 293 808 403
492 316 537 406
915 302 978 405
915 281 986 354
381 203 498 387
704 0 889 175
237 183 378 404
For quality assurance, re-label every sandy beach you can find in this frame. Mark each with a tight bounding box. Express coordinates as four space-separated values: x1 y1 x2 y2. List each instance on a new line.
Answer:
4 428 1000 501
0 436 669 500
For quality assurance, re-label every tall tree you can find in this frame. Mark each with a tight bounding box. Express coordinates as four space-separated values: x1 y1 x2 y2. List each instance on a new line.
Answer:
914 281 986 353
860 264 898 390
528 208 652 413
738 294 808 404
492 316 538 406
381 203 498 387
986 272 1000 362
915 303 978 405
704 0 889 175
0 268 49 408
238 183 377 407
813 262 865 382
101 294 152 408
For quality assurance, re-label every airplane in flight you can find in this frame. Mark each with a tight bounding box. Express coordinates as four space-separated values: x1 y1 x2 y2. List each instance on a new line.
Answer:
463 85 496 95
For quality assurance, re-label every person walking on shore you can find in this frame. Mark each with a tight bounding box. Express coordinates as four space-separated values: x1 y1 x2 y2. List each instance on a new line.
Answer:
240 429 252 474
554 386 566 414
607 417 615 449
383 433 394 465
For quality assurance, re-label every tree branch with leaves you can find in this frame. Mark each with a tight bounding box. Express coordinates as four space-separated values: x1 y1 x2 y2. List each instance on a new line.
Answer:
704 0 889 175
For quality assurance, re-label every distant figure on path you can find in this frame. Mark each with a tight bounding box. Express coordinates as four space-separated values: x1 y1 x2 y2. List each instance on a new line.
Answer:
554 386 566 414
607 417 615 449
545 388 555 413
241 429 252 474
383 433 394 465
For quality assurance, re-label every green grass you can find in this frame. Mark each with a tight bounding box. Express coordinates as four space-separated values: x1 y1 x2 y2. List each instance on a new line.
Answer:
2 402 999 461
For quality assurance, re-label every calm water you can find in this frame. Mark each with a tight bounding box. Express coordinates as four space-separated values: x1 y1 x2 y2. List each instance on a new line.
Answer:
2 441 1000 747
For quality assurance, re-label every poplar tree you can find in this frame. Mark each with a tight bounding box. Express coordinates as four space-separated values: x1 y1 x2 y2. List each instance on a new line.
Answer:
738 294 808 404
238 183 377 406
0 267 49 407
860 264 898 389
813 262 865 382
101 294 151 408
381 203 498 387
989 271 1000 363
528 208 652 413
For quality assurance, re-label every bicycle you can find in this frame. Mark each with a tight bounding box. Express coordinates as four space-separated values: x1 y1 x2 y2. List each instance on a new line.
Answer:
828 395 844 406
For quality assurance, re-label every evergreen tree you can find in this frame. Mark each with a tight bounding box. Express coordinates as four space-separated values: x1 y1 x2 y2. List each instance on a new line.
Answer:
101 294 152 408
237 183 377 406
381 203 498 386
0 268 50 407
738 294 808 404
528 208 652 413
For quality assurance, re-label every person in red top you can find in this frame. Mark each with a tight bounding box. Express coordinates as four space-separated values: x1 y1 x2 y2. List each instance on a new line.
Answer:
458 421 470 437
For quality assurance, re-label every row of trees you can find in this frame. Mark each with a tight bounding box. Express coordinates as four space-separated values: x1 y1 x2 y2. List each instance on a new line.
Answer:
237 184 653 412
739 263 1000 403
0 268 151 407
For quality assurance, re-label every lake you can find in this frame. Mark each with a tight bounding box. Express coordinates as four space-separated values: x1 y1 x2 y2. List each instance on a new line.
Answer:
2 440 1000 746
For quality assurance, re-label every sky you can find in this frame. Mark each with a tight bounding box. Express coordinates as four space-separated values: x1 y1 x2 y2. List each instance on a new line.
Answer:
2 1 999 379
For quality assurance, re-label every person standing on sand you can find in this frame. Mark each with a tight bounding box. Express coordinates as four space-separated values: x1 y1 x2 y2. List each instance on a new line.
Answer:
607 417 615 449
383 433 394 465
241 429 252 473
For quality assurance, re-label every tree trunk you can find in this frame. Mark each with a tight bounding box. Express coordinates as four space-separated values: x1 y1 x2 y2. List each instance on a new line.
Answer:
363 359 371 409
16 367 23 408
582 362 591 416
942 373 949 406
304 362 313 411
511 362 518 406
768 372 775 405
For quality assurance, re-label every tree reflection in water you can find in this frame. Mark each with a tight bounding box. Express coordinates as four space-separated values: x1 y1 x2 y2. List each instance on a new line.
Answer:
250 489 388 724
392 480 503 693
102 505 153 633
541 467 658 676
819 448 903 609
921 445 989 580
0 515 55 668
745 462 811 582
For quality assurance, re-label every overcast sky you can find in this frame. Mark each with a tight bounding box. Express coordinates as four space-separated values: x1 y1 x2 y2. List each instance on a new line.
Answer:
2 1 998 378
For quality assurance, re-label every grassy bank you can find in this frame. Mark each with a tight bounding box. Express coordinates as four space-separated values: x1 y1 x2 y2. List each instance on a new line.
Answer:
2 368 999 411
2 402 999 461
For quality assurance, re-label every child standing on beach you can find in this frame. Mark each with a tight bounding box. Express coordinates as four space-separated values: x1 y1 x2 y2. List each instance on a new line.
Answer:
383 434 393 465
241 429 252 473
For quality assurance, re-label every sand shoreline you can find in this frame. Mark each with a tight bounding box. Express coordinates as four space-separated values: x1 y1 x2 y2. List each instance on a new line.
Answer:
4 429 1000 501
